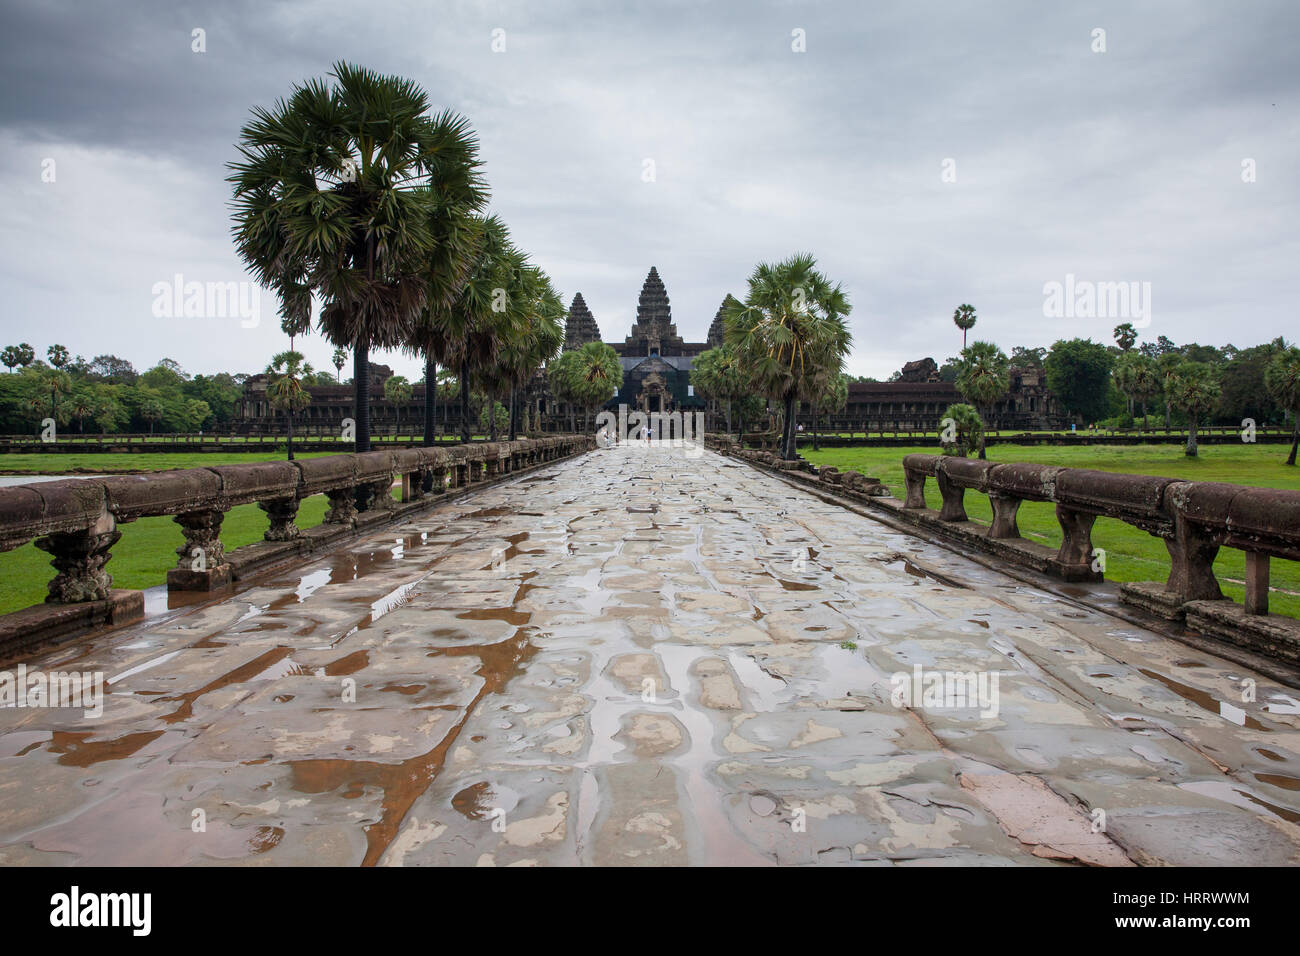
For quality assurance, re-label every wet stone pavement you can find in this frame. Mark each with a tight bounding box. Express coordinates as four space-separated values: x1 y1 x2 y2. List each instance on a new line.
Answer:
2 444 1300 866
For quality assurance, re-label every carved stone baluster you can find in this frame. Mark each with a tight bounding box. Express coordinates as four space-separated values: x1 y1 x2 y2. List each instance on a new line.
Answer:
34 511 120 603
324 487 358 525
168 508 231 591
259 498 301 541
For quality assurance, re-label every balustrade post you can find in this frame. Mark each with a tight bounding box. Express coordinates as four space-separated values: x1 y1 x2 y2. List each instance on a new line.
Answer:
259 498 301 541
324 487 358 525
1163 515 1223 603
987 492 1023 539
902 468 927 510
167 508 231 591
1244 552 1269 615
936 470 967 522
34 510 120 603
1054 505 1098 578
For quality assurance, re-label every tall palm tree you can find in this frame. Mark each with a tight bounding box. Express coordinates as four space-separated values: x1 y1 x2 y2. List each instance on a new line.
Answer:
406 125 489 446
439 215 524 442
383 374 412 429
952 304 977 350
1113 322 1138 352
564 342 623 431
955 341 1010 459
1265 346 1300 465
229 62 476 453
691 345 744 437
331 348 347 382
266 350 313 460
725 254 852 460
1129 354 1161 425
498 265 564 441
1166 361 1221 457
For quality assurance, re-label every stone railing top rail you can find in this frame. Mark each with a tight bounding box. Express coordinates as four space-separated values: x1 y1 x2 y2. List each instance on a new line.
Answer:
902 453 1300 557
0 437 581 554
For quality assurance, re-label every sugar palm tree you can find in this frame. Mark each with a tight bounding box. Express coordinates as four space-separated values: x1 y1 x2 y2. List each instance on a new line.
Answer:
1 346 21 373
952 304 977 350
725 254 852 460
954 341 1010 459
331 348 347 382
547 351 581 432
406 125 489 446
229 62 478 453
1113 322 1138 352
1265 346 1300 465
68 392 96 433
497 265 564 441
691 345 744 437
267 350 313 459
1129 354 1161 425
141 399 164 435
383 374 412 429
562 341 623 431
940 403 984 458
810 371 849 451
40 368 73 422
47 344 70 369
1166 361 1221 457
439 215 525 442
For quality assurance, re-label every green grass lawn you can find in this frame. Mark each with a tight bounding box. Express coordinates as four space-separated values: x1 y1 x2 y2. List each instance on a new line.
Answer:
801 443 1300 619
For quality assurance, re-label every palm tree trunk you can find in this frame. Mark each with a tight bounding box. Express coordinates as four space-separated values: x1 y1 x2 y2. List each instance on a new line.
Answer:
782 393 797 460
286 410 294 461
978 405 988 459
354 340 371 452
725 399 732 438
1186 414 1198 457
460 358 471 444
490 393 500 442
1287 417 1297 466
509 388 518 441
423 356 436 446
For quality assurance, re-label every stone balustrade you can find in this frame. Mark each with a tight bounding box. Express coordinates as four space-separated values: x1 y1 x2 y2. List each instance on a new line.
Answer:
0 435 592 655
712 437 1300 666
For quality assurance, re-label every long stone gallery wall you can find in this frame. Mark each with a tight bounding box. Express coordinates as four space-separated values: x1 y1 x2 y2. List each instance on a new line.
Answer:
0 436 594 658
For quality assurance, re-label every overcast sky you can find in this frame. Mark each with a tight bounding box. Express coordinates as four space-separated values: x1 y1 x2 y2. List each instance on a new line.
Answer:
1 0 1296 383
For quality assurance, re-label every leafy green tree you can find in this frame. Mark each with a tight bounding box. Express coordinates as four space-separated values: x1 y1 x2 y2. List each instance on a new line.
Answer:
266 351 313 459
1166 362 1221 456
230 62 478 452
725 253 851 460
1010 346 1046 369
1044 338 1115 424
87 355 137 383
478 400 509 436
1219 343 1281 427
954 341 1010 459
952 304 977 350
94 398 125 433
383 374 413 427
1265 346 1300 465
940 403 983 457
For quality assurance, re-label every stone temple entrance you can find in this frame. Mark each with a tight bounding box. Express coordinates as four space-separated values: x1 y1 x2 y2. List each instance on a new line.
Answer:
637 371 672 415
